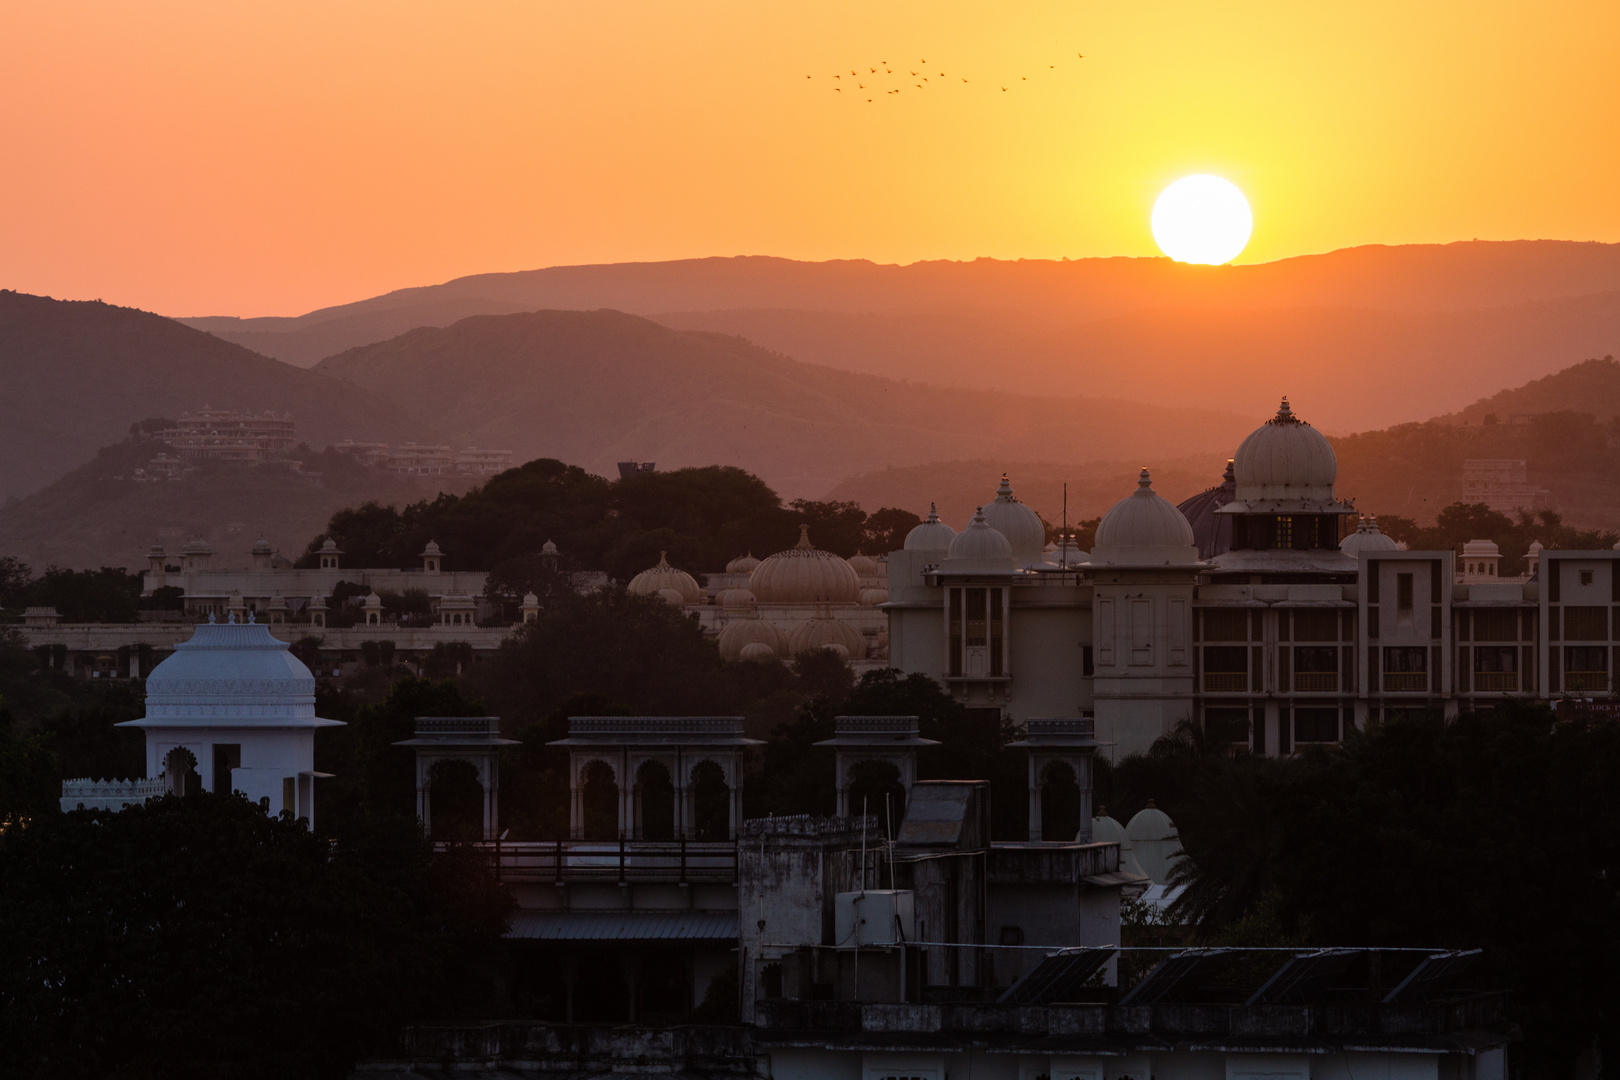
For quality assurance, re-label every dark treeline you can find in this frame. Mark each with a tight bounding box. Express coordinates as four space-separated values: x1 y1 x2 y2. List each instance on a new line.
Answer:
1377 501 1615 577
0 555 157 624
294 459 921 582
1100 703 1620 1074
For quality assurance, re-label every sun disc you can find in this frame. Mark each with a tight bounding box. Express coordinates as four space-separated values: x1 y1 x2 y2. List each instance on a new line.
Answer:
1151 175 1252 265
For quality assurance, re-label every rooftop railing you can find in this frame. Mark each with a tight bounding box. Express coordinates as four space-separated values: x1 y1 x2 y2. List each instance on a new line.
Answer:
568 716 746 736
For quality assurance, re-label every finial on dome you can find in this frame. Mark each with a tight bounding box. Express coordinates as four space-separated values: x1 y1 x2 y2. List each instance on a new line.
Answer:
926 503 940 523
795 524 813 549
1268 396 1304 425
1136 468 1153 491
208 612 216 624
248 610 255 624
228 611 237 625
997 474 1015 501
656 551 670 568
970 506 988 524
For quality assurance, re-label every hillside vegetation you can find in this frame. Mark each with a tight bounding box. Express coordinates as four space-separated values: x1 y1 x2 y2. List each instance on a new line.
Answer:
0 291 425 501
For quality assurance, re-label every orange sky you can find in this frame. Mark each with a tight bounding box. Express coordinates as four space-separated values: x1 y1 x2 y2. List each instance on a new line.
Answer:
3 1 1618 317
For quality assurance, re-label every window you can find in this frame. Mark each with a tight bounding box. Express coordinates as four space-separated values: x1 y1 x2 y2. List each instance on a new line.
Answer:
1275 516 1293 549
1397 573 1414 611
1581 570 1594 586
1293 609 1339 641
1384 646 1428 672
1564 606 1608 641
999 925 1024 946
1473 645 1518 692
948 590 962 677
965 588 987 648
1293 645 1337 691
1294 708 1340 744
1202 645 1248 692
1564 645 1607 692
1204 707 1250 745
1472 609 1518 642
989 588 1004 677
1203 609 1249 641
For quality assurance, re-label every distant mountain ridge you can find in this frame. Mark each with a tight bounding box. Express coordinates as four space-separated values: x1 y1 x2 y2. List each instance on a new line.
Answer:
311 308 1257 501
181 242 1620 431
0 291 429 502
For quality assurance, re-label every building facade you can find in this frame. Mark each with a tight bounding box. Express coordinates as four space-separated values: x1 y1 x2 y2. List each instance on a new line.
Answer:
887 399 1612 760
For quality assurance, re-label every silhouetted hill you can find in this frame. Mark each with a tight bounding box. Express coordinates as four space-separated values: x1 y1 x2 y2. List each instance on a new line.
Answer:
0 439 472 572
311 309 1256 500
0 291 427 500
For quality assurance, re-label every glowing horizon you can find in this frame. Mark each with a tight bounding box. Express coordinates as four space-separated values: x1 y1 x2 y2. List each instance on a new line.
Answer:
2 1 1617 317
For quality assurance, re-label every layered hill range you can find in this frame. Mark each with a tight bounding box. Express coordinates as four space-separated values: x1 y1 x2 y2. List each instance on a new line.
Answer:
310 309 1256 499
0 290 425 501
184 240 1620 431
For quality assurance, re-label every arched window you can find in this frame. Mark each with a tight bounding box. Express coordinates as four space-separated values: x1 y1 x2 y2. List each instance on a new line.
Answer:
581 760 619 841
846 759 906 836
1040 760 1082 842
429 759 483 841
690 760 730 841
636 760 675 840
162 747 201 798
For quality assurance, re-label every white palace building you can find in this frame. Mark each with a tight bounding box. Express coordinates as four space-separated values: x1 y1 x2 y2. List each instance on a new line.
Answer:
888 398 1604 760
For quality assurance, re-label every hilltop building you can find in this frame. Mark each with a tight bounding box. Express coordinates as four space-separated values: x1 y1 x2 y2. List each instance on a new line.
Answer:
886 399 1615 759
154 407 298 464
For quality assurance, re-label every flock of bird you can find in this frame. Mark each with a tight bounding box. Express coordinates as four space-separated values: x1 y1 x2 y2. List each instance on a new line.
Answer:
809 53 1085 103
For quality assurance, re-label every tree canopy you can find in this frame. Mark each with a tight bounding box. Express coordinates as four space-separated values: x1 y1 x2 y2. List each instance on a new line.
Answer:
295 459 919 578
1377 501 1616 576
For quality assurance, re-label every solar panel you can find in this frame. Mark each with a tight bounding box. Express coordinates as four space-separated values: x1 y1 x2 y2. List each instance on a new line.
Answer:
1245 949 1360 1005
996 947 1117 1005
1382 949 1482 1003
1118 948 1240 1005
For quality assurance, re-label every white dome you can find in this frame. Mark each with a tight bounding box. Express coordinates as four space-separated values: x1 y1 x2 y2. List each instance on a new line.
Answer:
1340 516 1398 555
138 621 330 729
1048 536 1090 567
788 615 865 658
858 587 889 606
718 618 790 660
847 551 879 577
978 474 1047 566
1091 470 1200 565
716 587 757 612
1462 538 1501 558
738 641 777 661
940 508 1018 574
1232 398 1338 503
725 552 761 574
903 503 957 551
656 587 688 606
628 552 704 604
750 526 860 604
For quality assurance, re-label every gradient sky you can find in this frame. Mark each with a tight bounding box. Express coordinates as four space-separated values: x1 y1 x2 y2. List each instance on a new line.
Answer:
3 1 1618 317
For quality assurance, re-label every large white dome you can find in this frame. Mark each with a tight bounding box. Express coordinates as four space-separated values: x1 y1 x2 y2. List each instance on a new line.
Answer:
750 526 860 604
627 552 704 604
1091 470 1200 566
1232 398 1337 504
903 503 957 552
137 620 330 728
977 474 1047 566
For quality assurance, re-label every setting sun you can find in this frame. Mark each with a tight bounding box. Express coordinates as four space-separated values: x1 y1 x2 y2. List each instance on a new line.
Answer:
1151 175 1253 264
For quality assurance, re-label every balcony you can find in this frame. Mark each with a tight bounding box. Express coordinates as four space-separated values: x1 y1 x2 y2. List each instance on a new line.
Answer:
1292 672 1338 693
1382 672 1428 693
1472 672 1518 693
1202 673 1248 693
1565 672 1609 693
471 839 738 884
